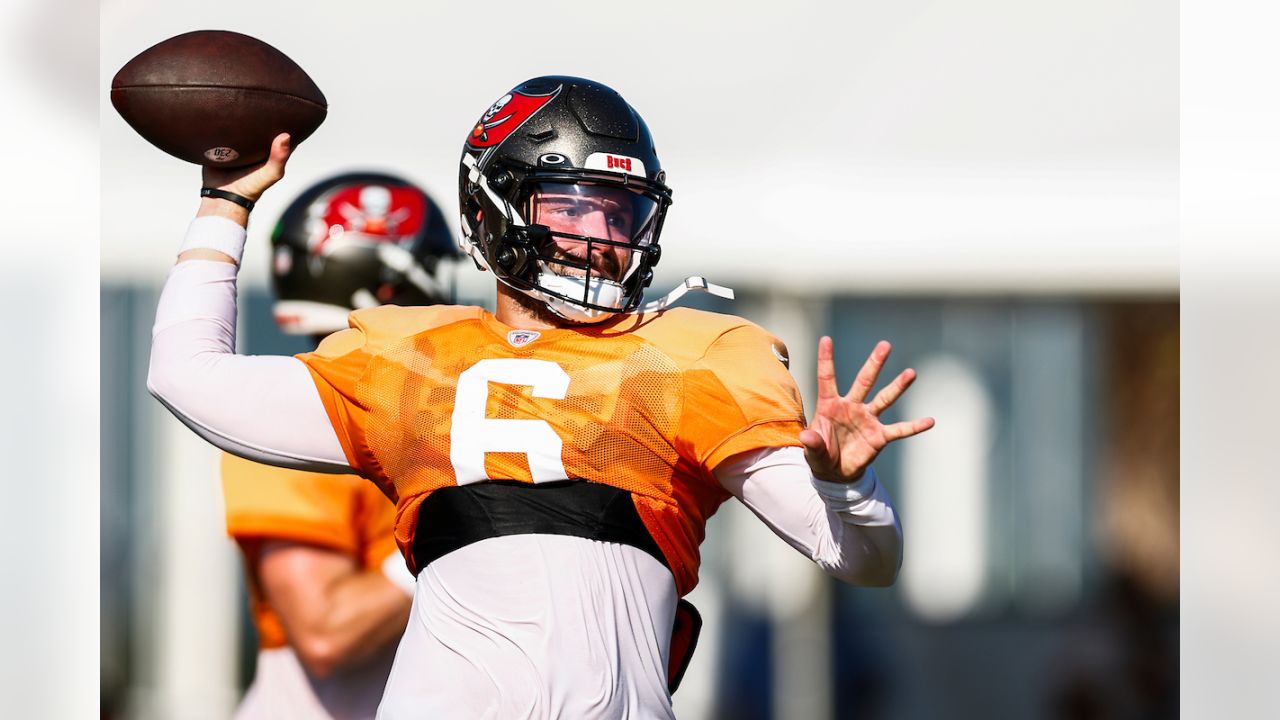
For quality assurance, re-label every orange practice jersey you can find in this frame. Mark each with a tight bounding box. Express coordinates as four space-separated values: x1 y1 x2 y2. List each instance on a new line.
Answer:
221 453 399 649
297 306 806 596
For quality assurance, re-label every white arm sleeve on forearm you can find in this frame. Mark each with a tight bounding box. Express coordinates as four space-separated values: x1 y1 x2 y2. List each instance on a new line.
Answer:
715 446 903 586
146 217 352 473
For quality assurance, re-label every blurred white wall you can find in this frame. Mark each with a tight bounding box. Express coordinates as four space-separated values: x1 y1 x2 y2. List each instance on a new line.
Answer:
101 0 1176 294
2 0 97 716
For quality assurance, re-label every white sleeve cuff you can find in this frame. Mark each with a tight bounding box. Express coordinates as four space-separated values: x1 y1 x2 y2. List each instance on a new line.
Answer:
178 215 247 263
810 467 898 527
810 467 878 505
381 551 418 597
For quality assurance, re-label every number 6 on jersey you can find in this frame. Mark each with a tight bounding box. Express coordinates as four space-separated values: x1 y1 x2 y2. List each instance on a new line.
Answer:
449 358 571 484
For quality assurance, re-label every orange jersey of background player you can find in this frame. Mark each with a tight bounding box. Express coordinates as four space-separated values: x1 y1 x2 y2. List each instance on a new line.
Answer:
298 304 807 596
221 453 399 651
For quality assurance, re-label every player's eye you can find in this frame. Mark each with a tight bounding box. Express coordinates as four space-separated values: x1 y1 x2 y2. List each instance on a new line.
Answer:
538 203 578 219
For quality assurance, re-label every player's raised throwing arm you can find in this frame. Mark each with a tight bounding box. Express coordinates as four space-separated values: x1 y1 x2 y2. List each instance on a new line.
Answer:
147 133 353 473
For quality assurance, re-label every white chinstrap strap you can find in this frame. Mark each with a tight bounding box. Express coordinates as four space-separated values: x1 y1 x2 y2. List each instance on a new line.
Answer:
638 276 735 314
539 266 626 307
539 274 735 324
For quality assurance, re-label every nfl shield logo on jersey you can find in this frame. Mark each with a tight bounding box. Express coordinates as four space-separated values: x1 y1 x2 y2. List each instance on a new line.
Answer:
507 330 541 347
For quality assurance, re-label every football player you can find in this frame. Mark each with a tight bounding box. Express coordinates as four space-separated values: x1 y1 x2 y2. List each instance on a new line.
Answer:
149 76 934 719
221 172 455 719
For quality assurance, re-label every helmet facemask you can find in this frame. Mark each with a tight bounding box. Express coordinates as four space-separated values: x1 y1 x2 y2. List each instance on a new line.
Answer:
457 77 684 324
464 164 669 324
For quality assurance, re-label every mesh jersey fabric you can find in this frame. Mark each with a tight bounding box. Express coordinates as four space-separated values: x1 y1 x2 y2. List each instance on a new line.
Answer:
221 452 400 649
296 305 806 596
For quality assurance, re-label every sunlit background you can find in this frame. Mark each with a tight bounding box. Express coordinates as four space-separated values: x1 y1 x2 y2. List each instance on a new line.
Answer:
93 1 1179 718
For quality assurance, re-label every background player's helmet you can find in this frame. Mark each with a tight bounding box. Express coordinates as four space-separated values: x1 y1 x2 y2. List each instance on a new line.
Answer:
271 171 457 334
457 76 672 324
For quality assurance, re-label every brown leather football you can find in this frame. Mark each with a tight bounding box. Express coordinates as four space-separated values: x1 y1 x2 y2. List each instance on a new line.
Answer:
111 30 327 168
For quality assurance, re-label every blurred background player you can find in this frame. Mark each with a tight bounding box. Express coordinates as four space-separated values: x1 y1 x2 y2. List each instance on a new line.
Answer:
220 172 456 719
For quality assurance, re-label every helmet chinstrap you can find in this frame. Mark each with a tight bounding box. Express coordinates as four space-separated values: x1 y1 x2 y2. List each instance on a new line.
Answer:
499 223 662 314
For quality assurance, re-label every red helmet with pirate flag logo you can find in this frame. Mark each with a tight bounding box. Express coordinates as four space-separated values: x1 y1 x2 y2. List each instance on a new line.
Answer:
271 171 457 335
458 76 685 324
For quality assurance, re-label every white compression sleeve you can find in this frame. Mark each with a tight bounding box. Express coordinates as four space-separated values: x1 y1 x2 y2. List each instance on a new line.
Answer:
146 216 352 473
714 446 904 586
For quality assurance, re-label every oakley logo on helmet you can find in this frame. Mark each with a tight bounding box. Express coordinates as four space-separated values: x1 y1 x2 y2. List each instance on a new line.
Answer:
585 152 646 178
467 87 561 148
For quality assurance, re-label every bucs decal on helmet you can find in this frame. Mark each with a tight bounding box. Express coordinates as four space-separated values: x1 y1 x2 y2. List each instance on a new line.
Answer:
467 86 561 148
584 152 647 178
308 184 428 254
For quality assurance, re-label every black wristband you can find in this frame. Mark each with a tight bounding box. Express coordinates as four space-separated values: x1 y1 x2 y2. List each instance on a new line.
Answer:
200 187 256 211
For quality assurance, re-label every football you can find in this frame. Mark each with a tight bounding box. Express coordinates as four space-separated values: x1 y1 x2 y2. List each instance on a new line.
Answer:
111 30 327 168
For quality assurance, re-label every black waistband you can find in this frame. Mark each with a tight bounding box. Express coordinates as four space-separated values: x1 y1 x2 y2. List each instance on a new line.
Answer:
411 480 668 571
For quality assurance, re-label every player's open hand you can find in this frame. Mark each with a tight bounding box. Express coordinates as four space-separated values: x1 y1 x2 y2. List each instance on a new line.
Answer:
201 132 293 202
799 338 935 484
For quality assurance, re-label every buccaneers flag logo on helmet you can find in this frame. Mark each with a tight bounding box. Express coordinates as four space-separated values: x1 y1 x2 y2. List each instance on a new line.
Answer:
467 86 560 148
311 183 427 250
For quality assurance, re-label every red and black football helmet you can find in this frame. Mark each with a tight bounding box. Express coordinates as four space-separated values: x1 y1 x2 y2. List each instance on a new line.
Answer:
458 76 673 324
271 171 456 334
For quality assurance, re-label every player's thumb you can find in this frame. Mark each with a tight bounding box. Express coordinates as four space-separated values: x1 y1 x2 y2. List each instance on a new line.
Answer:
798 428 825 453
799 430 835 478
269 133 292 165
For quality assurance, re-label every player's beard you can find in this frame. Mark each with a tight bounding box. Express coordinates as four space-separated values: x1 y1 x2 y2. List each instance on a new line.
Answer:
507 283 562 324
503 241 633 325
548 243 626 283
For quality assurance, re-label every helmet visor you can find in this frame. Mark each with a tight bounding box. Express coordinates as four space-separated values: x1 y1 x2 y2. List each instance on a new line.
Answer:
526 182 660 283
